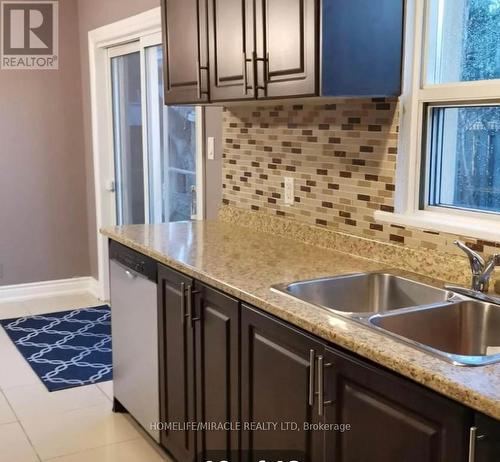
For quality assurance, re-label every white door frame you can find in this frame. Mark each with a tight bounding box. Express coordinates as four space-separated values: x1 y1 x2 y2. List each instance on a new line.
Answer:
89 8 162 301
89 8 205 301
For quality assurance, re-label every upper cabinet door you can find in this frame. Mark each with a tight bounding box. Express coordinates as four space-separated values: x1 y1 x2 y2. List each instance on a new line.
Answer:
322 0 404 96
162 0 209 104
255 0 318 99
208 0 255 102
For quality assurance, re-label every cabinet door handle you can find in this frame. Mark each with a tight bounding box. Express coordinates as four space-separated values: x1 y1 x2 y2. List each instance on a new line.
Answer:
196 60 202 100
468 426 486 462
265 51 270 85
252 52 267 96
180 282 186 325
308 349 315 406
317 355 324 415
196 61 209 100
187 285 201 328
317 356 333 416
242 52 248 95
469 426 478 462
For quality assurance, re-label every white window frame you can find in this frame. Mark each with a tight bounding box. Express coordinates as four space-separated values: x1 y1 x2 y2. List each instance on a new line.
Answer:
375 0 500 242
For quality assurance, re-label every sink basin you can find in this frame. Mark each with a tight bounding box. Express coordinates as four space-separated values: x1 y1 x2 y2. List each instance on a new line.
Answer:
272 272 453 315
370 301 500 366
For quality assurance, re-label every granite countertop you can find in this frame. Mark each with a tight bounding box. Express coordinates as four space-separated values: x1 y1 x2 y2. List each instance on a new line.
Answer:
101 220 500 420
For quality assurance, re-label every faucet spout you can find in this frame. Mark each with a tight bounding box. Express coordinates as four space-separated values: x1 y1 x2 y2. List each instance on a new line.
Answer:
479 254 500 288
453 240 484 275
454 240 499 292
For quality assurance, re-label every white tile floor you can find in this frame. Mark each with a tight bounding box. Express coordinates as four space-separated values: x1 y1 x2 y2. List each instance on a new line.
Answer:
0 293 171 462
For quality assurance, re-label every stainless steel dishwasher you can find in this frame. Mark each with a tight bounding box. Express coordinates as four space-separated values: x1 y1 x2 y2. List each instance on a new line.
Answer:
109 241 159 443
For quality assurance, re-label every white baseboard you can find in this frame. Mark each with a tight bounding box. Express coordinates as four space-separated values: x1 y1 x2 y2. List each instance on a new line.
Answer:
0 277 100 303
87 277 100 299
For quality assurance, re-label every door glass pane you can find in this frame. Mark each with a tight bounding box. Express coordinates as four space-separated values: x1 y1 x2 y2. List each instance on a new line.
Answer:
111 51 145 225
427 105 500 214
145 45 197 223
426 0 500 84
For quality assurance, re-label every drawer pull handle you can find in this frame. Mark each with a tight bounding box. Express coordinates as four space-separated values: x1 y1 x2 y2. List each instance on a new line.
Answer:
308 349 315 406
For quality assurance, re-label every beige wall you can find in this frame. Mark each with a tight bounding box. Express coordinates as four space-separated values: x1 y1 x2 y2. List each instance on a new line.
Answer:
77 0 161 279
0 0 225 285
0 0 90 285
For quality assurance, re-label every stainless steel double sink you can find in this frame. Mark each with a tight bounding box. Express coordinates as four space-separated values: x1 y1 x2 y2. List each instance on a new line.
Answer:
272 272 500 366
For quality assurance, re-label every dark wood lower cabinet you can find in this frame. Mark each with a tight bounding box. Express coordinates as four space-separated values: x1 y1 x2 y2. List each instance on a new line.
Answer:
159 269 241 462
194 283 240 459
152 256 495 462
241 305 325 461
323 347 471 462
475 414 500 462
158 264 196 462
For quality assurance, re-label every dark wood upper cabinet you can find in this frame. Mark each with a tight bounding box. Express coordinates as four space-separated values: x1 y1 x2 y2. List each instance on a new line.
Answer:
208 0 255 102
161 0 403 103
194 283 240 459
162 0 209 104
241 305 325 462
322 0 404 96
157 264 197 461
255 0 318 99
323 347 471 462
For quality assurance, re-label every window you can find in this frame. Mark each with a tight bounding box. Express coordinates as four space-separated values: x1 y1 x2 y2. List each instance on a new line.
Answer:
376 0 500 240
427 105 500 214
425 0 500 84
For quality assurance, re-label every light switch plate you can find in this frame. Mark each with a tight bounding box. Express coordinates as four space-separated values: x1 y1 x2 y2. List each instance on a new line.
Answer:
207 136 215 160
284 177 294 205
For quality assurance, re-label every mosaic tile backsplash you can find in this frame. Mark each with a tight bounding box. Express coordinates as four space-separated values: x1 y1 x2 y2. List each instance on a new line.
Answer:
221 99 500 266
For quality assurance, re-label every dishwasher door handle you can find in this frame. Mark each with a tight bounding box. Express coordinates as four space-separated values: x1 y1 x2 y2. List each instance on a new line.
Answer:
125 270 136 280
112 259 144 280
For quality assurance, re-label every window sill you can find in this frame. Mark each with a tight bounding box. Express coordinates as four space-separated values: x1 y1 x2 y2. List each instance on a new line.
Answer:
374 210 500 243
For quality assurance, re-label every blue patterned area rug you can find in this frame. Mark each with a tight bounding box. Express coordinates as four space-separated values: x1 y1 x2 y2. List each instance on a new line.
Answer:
0 305 112 392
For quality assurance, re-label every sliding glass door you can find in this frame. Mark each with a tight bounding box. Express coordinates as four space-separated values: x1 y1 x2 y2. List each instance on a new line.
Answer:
110 48 145 225
108 34 203 226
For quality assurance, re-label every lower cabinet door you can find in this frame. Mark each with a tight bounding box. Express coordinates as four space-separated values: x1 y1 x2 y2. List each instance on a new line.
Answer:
241 305 325 462
323 347 471 462
474 414 500 462
158 264 197 461
194 283 240 460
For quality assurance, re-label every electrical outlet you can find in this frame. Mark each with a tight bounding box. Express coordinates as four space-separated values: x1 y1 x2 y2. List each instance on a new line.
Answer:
284 177 294 205
207 136 215 160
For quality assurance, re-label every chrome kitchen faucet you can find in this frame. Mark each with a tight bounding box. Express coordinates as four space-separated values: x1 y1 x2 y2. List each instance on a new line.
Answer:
454 240 500 292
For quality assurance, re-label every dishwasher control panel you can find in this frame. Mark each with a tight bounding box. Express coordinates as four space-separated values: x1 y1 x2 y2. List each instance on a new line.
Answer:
109 240 157 282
